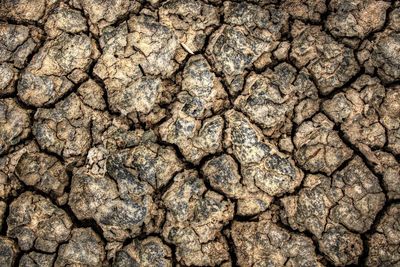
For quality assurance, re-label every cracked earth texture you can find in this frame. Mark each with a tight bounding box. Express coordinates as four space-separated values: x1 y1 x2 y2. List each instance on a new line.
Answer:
0 0 399 266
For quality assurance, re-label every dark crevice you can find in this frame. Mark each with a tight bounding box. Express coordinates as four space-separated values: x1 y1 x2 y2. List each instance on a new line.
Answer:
222 222 238 267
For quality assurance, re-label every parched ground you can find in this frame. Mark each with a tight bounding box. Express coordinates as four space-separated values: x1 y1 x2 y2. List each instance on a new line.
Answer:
0 0 399 266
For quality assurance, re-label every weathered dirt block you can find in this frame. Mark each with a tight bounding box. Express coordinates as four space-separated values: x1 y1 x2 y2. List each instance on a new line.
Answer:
367 204 400 266
7 192 73 252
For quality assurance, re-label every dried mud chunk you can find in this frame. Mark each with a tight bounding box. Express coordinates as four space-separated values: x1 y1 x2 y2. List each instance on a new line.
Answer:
371 151 400 200
127 15 178 77
55 228 105 267
68 172 119 221
0 0 48 22
379 86 400 155
15 152 69 204
323 156 384 231
222 1 288 42
389 7 400 29
68 172 150 241
294 98 321 125
281 174 332 238
159 0 220 54
235 63 318 137
93 23 140 85
127 143 183 189
290 22 359 95
71 0 140 35
293 113 353 175
282 0 327 22
158 56 227 161
33 93 110 164
113 237 172 267
93 17 178 117
44 4 88 38
159 56 228 164
19 252 56 267
31 34 96 74
93 24 143 114
0 23 42 67
18 33 98 107
319 223 363 266
272 41 291 61
323 75 386 151
282 157 384 234
224 110 303 197
7 192 73 253
179 55 228 119
0 98 31 156
231 212 322 267
369 31 400 83
77 79 106 111
206 2 288 94
0 141 38 199
68 143 174 241
202 154 272 216
206 24 269 77
17 71 73 107
110 76 162 115
84 141 183 190
281 157 384 265
0 64 18 96
327 0 390 40
162 170 234 266
0 237 18 267
160 114 224 164
367 204 400 266
89 127 157 166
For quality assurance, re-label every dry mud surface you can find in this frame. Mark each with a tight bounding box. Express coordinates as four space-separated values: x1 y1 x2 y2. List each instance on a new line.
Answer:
0 0 400 266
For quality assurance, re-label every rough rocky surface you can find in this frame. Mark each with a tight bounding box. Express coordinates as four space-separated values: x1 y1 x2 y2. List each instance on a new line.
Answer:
113 236 172 267
55 227 105 266
366 204 400 266
162 170 234 266
281 156 385 265
7 192 73 253
231 210 323 266
0 1 399 266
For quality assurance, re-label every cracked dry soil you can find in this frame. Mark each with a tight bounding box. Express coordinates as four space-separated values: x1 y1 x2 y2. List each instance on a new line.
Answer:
0 0 400 266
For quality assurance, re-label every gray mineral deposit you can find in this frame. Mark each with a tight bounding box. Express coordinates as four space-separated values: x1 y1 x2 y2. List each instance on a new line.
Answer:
0 0 399 266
